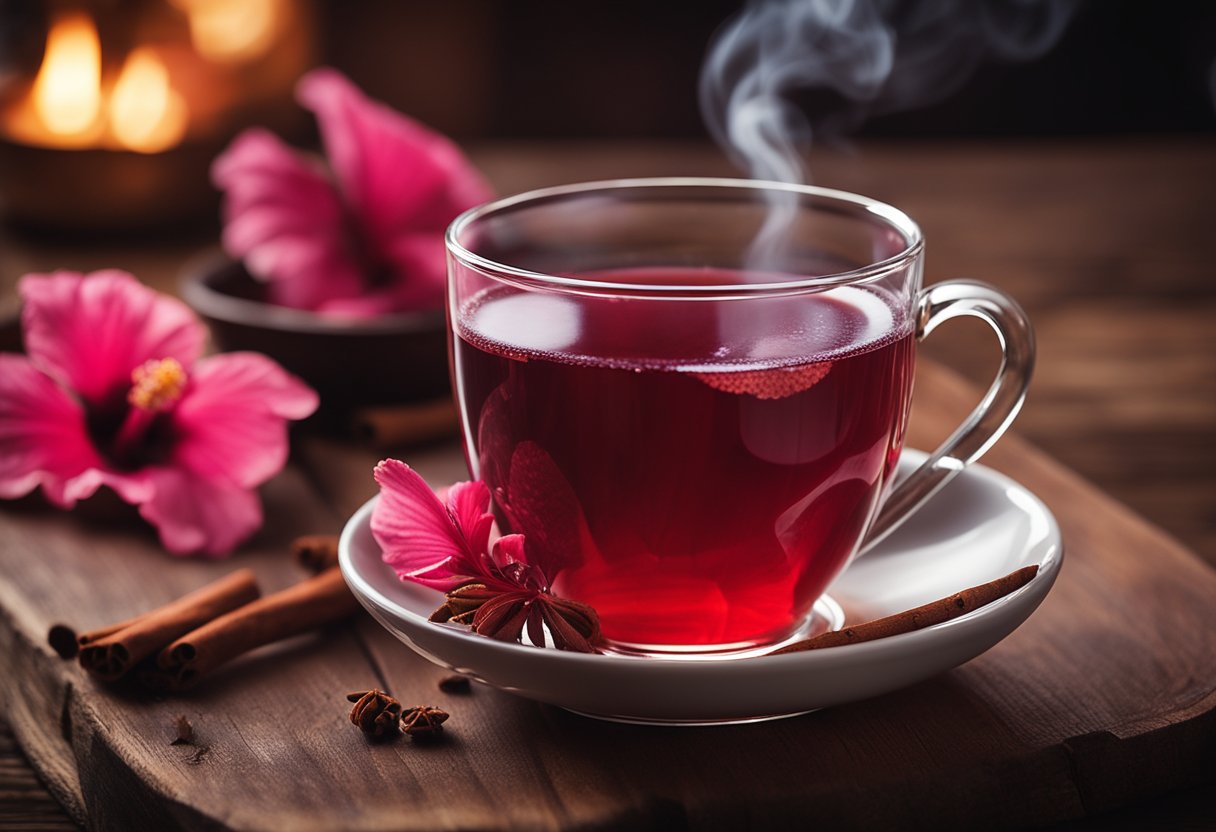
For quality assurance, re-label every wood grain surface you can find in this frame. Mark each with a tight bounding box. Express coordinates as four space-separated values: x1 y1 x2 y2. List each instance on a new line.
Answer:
1 362 1213 830
1 139 1214 828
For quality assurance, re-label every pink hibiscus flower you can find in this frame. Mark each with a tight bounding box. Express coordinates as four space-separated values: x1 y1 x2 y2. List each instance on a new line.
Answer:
371 459 600 652
213 67 494 318
0 270 318 556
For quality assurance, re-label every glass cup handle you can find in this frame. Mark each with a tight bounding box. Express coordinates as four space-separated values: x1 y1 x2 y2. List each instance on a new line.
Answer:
860 279 1036 553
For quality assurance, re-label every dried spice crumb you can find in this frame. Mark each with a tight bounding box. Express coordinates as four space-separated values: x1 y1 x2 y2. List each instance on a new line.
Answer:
292 534 340 573
171 715 194 745
438 675 471 694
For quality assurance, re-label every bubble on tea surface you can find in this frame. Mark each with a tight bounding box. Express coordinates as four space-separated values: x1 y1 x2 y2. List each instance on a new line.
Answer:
692 361 832 399
690 286 896 398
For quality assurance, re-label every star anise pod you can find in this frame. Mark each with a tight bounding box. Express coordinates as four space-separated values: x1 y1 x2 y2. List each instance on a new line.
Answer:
400 705 449 739
429 583 498 625
431 583 601 653
346 689 403 739
533 594 602 652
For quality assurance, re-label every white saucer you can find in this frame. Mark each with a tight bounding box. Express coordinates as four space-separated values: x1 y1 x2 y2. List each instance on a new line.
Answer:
339 451 1062 725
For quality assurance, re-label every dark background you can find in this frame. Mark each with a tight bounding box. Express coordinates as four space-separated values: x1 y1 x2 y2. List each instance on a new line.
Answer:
321 0 1216 142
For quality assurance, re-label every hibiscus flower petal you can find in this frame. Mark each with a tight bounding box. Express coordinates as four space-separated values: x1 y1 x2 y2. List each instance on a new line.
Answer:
371 459 483 589
444 480 494 558
490 533 528 569
488 533 547 591
504 440 596 581
19 271 205 409
379 233 447 310
296 68 492 303
0 353 102 506
94 468 156 506
137 467 262 556
212 128 365 311
170 352 318 489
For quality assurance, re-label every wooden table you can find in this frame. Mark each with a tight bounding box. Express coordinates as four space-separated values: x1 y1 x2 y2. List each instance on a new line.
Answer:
1 139 1214 829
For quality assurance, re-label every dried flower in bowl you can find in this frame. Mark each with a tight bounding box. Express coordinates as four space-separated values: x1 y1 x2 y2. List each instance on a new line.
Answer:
212 67 493 319
0 270 317 556
179 255 451 423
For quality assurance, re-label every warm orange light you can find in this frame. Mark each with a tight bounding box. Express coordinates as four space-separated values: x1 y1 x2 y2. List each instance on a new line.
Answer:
108 48 189 153
173 0 282 63
31 12 103 138
1 0 305 154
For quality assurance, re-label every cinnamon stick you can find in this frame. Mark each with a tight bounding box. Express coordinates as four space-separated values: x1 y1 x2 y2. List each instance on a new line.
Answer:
76 614 145 646
47 624 84 659
292 534 340 573
48 609 152 659
770 565 1040 655
77 569 260 681
352 399 458 447
146 567 361 691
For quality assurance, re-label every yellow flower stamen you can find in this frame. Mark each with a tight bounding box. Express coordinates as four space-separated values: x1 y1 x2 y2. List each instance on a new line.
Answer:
128 357 187 411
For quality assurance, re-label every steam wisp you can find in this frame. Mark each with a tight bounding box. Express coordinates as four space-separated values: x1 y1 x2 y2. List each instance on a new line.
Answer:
699 0 1080 270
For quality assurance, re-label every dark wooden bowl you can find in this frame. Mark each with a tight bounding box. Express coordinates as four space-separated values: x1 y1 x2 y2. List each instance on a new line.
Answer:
181 254 450 423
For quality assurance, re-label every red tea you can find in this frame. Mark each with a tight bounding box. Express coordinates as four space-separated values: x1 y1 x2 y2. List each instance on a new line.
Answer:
453 268 915 651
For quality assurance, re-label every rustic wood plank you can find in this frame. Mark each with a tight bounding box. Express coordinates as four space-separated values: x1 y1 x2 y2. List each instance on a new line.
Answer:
2 360 1212 830
0 470 395 830
0 721 77 831
291 358 1216 830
